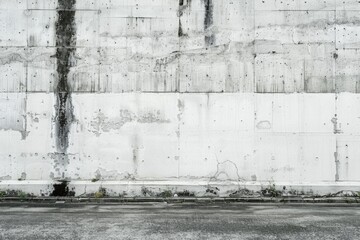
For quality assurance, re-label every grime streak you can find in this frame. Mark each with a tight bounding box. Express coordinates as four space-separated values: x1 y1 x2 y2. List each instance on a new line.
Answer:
55 0 76 153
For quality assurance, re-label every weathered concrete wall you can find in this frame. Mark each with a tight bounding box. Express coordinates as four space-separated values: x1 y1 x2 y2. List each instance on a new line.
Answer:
0 0 360 196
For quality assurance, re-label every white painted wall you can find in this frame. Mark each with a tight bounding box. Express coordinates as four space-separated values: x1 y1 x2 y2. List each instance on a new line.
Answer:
0 0 360 196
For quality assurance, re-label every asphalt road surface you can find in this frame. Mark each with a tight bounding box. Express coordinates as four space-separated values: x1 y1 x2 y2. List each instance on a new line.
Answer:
0 203 359 240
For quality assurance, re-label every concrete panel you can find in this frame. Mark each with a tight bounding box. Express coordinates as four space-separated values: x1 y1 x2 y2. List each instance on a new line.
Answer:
250 134 336 182
70 93 179 180
255 53 305 93
25 93 54 152
255 94 335 133
0 10 27 46
180 93 255 133
98 0 177 18
336 93 360 134
0 93 26 138
98 10 178 54
0 0 27 10
0 153 14 180
255 44 335 93
255 11 335 45
68 48 99 92
26 47 56 92
27 0 57 9
336 0 360 10
179 130 254 181
75 10 99 47
337 136 360 181
99 47 178 92
301 135 336 182
299 94 335 133
178 93 255 180
98 6 179 92
27 0 103 10
253 134 335 183
179 43 254 92
0 48 27 92
212 0 254 45
180 0 254 49
253 134 301 182
27 10 56 47
15 153 56 180
336 11 360 49
336 49 360 93
255 0 336 10
0 0 359 194
0 93 54 181
180 0 254 50
336 49 360 92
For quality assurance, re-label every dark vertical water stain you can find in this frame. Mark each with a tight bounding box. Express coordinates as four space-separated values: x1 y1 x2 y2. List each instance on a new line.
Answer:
178 0 192 38
178 19 184 37
55 0 76 154
178 0 184 37
203 0 215 46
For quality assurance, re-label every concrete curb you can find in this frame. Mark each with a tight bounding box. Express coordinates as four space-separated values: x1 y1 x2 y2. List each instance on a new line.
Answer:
0 196 359 204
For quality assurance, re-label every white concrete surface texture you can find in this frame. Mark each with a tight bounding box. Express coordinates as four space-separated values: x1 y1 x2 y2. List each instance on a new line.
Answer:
0 0 360 196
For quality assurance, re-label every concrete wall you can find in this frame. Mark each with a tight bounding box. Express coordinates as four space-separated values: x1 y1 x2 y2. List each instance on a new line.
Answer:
0 0 360 196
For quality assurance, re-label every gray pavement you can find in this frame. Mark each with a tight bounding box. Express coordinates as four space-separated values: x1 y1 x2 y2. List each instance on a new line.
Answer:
0 203 359 240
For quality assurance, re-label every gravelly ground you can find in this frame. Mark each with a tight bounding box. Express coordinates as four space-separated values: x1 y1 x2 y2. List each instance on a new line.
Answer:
0 203 359 240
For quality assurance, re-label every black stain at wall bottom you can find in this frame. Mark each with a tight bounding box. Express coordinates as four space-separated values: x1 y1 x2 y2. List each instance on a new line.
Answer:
51 181 75 197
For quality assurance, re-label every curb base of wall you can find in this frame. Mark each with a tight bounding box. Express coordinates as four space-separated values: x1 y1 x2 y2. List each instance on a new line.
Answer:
0 180 359 198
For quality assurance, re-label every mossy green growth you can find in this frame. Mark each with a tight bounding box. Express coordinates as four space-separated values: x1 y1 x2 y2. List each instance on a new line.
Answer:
157 190 173 198
18 191 27 200
141 187 154 197
261 184 282 197
0 191 6 198
94 187 107 198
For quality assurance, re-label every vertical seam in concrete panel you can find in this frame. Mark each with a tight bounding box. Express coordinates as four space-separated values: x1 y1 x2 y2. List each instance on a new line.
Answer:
334 95 340 182
253 2 256 93
334 6 339 181
177 0 187 92
23 5 30 140
334 7 339 181
24 8 29 139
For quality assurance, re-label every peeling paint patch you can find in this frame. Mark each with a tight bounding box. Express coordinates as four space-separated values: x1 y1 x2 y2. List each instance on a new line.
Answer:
256 120 272 129
251 175 257 181
49 152 71 179
0 175 11 180
154 52 180 72
137 111 171 124
19 172 26 181
90 109 170 136
90 110 135 136
331 116 342 134
94 168 134 181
